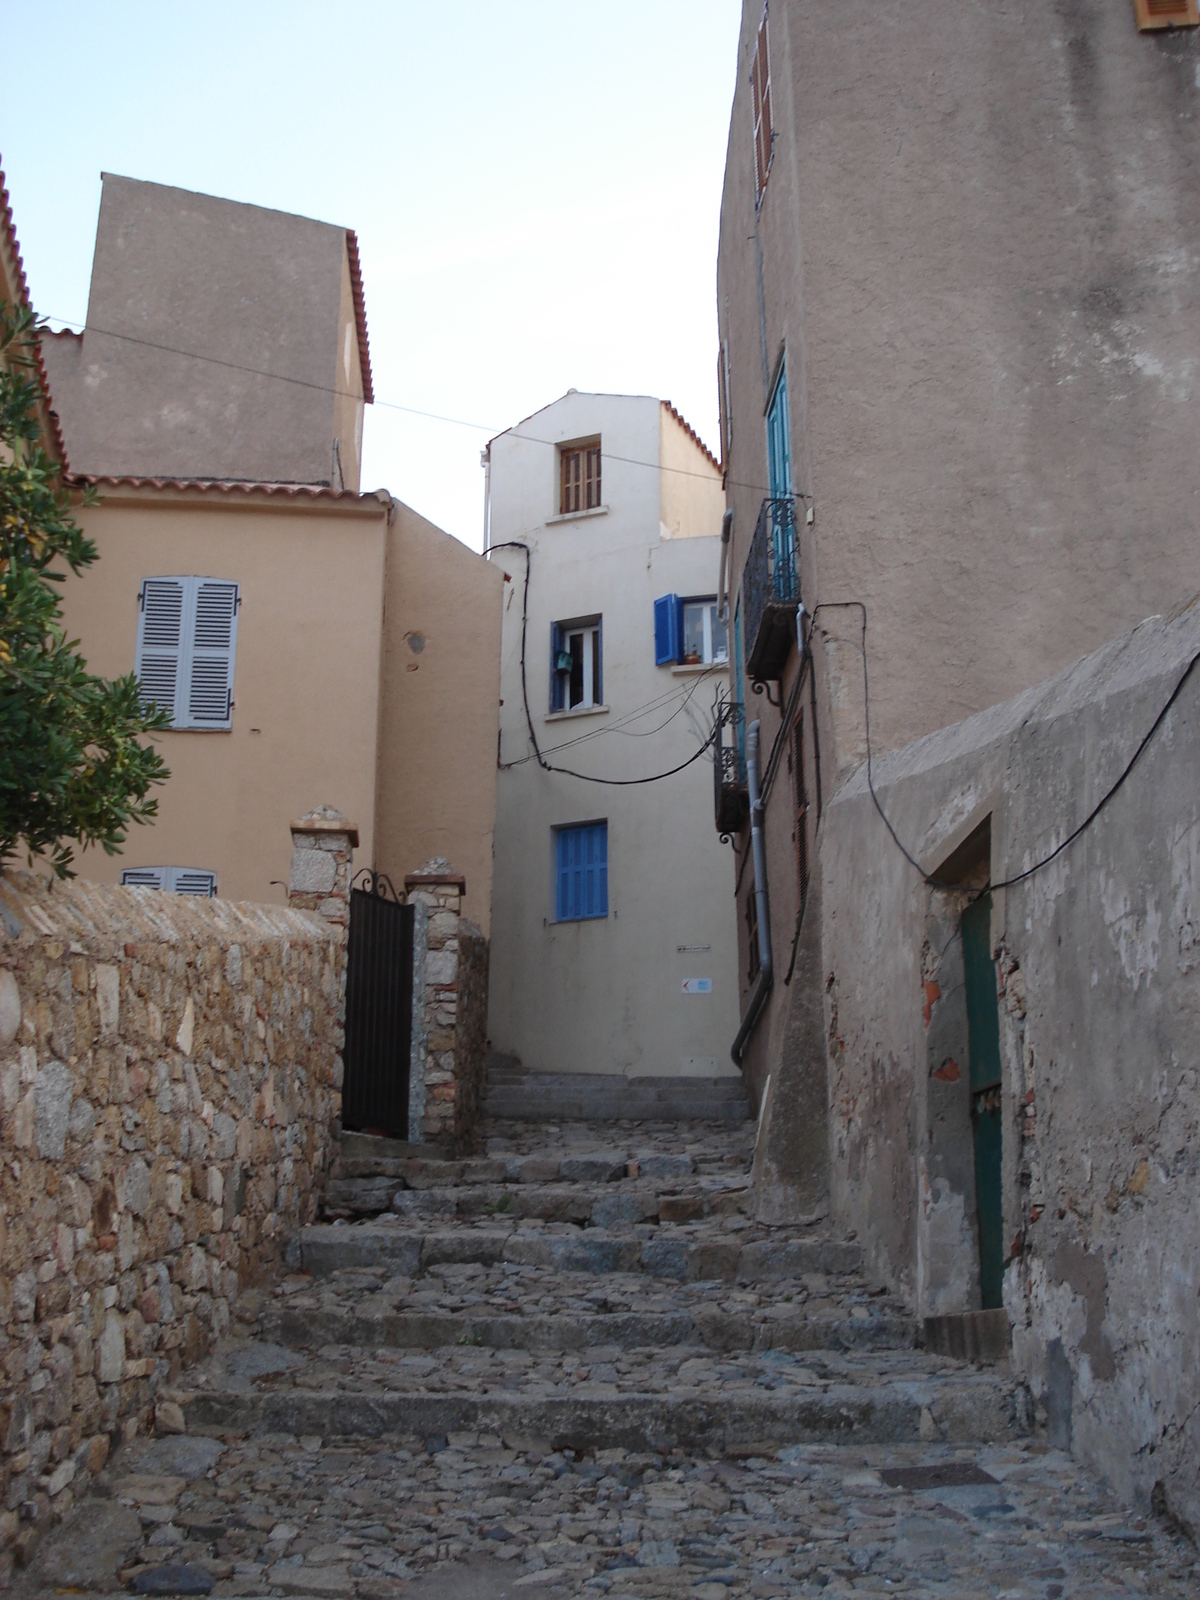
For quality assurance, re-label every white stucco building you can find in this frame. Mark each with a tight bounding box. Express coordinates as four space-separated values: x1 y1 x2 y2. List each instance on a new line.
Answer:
484 392 740 1087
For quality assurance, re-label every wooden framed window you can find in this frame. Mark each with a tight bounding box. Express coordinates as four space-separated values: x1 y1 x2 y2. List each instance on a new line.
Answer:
560 442 602 514
551 617 603 711
751 3 773 206
1134 0 1199 29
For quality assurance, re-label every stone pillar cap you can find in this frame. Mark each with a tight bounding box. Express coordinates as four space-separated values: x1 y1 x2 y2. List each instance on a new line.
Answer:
405 871 466 892
291 810 359 848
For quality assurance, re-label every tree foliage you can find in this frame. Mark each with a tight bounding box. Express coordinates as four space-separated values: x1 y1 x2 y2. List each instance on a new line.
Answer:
0 302 169 876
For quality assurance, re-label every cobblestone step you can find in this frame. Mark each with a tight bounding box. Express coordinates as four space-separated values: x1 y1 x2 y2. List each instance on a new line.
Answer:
323 1176 753 1222
263 1304 919 1355
182 1372 1023 1452
298 1224 864 1283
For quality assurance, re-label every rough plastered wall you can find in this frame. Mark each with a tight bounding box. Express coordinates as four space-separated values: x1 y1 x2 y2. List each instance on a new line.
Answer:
820 604 1200 1527
0 871 341 1570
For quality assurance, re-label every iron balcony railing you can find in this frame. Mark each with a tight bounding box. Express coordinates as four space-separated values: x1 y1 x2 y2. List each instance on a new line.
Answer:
713 697 749 839
744 496 802 682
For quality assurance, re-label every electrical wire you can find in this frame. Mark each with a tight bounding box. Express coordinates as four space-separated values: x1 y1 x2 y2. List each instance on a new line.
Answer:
39 312 788 498
502 666 722 770
813 599 1200 897
489 538 720 786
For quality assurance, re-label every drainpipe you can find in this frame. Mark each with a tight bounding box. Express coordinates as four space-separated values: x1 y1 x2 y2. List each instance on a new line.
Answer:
731 719 773 1066
717 508 733 620
481 448 492 554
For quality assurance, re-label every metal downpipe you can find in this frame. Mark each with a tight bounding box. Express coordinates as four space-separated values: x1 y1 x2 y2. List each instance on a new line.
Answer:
731 719 773 1066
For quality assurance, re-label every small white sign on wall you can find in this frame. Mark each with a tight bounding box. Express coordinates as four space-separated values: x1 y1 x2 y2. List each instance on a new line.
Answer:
682 978 713 995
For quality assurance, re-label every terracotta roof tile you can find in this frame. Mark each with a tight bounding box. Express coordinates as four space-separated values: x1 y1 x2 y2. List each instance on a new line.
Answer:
67 472 388 506
661 400 721 472
0 164 70 468
345 230 374 404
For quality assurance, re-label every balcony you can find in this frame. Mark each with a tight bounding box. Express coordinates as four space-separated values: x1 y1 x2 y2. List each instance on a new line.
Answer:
744 496 802 683
713 698 749 838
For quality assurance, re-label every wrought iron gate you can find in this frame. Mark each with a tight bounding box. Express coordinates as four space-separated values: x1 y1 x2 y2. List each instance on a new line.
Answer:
341 870 413 1139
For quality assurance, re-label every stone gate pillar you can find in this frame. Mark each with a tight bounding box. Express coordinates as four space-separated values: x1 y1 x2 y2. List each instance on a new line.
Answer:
287 808 359 928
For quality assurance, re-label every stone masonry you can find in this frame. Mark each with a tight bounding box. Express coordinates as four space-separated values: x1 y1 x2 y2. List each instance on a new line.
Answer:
0 868 342 1579
405 861 488 1154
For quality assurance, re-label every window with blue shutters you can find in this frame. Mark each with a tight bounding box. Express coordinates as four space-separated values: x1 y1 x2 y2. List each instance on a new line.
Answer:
555 821 608 922
134 576 239 729
551 617 602 711
654 594 683 665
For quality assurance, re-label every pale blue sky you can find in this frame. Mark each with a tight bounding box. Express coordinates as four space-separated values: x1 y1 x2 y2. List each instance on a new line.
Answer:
2 1 741 548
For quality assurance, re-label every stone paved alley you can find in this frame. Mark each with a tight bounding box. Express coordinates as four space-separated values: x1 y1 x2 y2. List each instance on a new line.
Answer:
17 1118 1199 1599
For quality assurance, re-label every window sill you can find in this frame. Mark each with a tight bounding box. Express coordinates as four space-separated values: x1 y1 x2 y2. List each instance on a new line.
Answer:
554 913 609 925
546 505 609 526
546 703 609 722
670 662 728 675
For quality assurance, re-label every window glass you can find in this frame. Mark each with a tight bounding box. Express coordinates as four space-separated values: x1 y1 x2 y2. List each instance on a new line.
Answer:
681 600 730 665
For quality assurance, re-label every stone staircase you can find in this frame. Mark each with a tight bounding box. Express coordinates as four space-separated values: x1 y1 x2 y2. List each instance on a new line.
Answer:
177 1117 1030 1457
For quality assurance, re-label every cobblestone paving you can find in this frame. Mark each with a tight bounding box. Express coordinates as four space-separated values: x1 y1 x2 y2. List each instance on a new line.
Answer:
17 1119 1199 1598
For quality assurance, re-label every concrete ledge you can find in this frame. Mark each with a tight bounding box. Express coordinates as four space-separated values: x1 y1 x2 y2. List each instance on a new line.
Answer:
924 1308 1011 1364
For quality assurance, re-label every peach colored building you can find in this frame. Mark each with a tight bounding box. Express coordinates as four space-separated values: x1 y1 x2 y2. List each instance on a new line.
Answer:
30 174 501 928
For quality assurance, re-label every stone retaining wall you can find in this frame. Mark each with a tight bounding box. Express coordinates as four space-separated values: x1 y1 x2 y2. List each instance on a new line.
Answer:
0 870 342 1568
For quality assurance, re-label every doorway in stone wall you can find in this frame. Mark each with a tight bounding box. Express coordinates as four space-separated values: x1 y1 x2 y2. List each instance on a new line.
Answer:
962 893 1004 1309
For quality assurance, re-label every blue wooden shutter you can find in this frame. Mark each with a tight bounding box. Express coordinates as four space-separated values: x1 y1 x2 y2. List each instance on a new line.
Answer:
557 823 608 920
654 594 682 665
550 622 565 712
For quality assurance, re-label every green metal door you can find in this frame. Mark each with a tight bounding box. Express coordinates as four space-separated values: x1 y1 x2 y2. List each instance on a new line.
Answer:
962 894 1004 1310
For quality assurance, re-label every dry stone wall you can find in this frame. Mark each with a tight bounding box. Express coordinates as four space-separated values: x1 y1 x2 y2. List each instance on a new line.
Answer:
0 870 342 1568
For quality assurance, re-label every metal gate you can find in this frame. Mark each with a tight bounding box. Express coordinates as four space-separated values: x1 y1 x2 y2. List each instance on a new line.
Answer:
341 870 413 1139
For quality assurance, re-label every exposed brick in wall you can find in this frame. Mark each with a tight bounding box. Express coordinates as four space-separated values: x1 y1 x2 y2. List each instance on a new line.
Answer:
0 870 342 1562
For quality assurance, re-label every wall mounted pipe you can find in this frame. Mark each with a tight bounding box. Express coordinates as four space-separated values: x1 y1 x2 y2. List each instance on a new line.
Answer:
717 508 733 620
731 718 774 1066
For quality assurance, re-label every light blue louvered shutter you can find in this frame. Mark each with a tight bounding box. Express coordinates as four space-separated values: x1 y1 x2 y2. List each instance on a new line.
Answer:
186 581 239 728
654 595 682 666
167 868 218 897
121 866 166 890
135 579 187 724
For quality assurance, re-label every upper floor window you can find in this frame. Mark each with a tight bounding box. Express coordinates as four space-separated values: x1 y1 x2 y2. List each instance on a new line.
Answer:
752 4 774 206
135 577 239 730
654 594 729 666
1134 0 1199 29
767 360 791 500
560 441 602 514
551 617 603 711
121 866 218 897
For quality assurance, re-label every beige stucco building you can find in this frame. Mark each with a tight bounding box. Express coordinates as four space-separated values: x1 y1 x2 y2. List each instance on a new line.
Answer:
26 173 501 929
485 392 739 1086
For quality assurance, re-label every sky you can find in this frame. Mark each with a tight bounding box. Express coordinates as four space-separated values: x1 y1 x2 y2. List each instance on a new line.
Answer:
1 1 742 551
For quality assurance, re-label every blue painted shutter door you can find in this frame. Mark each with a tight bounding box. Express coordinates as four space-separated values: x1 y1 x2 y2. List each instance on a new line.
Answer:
767 364 791 501
585 822 608 917
654 595 682 665
550 623 565 711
